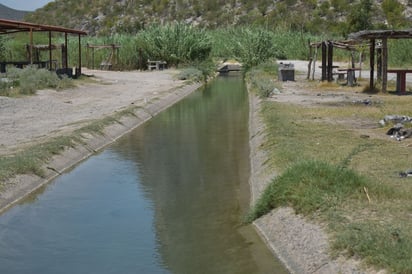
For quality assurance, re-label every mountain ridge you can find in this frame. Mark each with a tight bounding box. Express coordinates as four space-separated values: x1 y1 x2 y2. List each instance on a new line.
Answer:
0 3 28 21
2 0 412 36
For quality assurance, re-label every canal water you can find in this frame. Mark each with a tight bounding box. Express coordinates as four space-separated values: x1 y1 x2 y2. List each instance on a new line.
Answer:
0 76 288 273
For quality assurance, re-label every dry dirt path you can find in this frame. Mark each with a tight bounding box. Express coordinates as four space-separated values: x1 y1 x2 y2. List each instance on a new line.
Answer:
0 69 187 155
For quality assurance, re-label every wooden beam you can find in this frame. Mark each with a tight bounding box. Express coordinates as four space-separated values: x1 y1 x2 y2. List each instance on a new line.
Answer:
369 38 375 89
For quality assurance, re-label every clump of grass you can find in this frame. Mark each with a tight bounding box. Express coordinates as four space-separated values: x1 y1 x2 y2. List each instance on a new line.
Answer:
56 75 75 90
0 136 78 181
246 160 370 222
333 221 412 273
176 67 203 82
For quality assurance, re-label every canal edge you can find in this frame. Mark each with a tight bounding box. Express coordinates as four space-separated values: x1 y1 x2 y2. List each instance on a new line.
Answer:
0 82 202 215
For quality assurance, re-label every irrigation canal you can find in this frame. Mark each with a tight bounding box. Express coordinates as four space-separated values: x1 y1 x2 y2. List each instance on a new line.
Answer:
0 75 288 273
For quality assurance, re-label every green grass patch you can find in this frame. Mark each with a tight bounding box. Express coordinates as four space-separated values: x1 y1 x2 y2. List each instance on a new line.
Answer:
333 221 412 273
246 160 370 221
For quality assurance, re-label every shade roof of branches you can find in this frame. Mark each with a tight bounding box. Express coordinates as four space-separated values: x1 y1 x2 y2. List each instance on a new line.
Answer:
348 29 412 40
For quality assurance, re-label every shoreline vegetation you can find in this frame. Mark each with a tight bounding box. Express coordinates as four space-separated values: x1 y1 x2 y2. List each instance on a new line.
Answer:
246 62 412 273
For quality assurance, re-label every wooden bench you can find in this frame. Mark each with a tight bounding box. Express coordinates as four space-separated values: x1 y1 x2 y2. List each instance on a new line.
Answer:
147 60 167 70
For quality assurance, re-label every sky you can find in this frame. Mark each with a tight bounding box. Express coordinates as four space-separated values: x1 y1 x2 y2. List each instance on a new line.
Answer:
0 0 54 11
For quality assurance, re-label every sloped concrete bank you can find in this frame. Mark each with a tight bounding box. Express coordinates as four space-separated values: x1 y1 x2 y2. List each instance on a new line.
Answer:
0 82 202 214
248 92 365 274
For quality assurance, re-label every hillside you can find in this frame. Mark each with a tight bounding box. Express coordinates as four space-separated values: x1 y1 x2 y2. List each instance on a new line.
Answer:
22 0 412 36
0 4 28 20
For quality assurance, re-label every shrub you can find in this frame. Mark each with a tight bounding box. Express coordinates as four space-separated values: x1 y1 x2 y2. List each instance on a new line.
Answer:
1 66 66 96
176 67 203 82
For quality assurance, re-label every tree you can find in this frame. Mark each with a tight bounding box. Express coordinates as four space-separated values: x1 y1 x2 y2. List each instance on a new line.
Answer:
347 0 374 33
382 0 407 28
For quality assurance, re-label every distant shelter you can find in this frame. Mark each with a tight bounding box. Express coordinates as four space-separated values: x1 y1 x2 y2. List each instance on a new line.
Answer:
0 18 87 77
310 29 412 93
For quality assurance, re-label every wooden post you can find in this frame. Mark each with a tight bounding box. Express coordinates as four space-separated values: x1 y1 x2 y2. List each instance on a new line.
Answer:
64 33 68 69
377 46 382 82
29 28 33 64
327 41 333 82
307 40 312 80
370 39 375 89
78 34 82 76
321 41 327 81
48 31 52 70
358 51 362 79
312 45 318 80
382 38 388 93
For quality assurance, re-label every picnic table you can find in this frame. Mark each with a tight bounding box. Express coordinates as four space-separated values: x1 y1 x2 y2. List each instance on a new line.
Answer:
387 69 412 93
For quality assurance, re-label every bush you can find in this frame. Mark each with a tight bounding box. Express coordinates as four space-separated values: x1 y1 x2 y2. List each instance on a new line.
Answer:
1 66 67 95
176 68 203 82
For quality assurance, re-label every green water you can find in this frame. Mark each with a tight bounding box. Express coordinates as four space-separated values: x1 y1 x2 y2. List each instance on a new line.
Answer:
0 76 288 273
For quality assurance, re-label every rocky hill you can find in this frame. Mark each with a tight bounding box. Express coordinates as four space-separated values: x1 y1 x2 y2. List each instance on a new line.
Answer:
21 0 412 36
0 4 28 20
